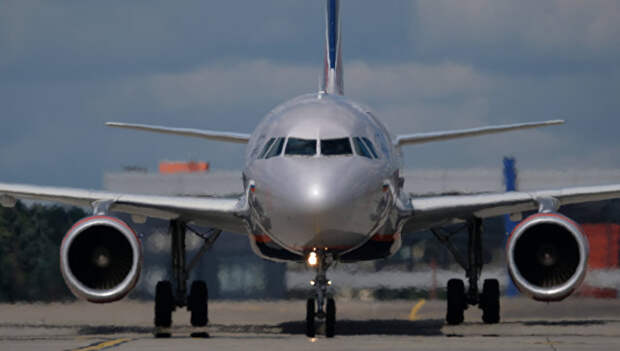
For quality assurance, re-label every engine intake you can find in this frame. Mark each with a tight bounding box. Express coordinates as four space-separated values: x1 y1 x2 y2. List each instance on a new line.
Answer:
507 213 588 301
60 216 142 303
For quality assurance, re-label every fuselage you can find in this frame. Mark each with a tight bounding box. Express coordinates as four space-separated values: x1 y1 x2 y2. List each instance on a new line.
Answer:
243 93 402 256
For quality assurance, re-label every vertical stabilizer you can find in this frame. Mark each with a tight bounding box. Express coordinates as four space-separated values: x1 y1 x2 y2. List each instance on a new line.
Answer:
323 0 344 95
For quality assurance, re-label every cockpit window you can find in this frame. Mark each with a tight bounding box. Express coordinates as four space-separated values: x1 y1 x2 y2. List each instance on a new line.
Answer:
285 138 317 156
321 138 353 156
353 137 373 159
265 137 285 159
258 138 276 159
361 137 379 158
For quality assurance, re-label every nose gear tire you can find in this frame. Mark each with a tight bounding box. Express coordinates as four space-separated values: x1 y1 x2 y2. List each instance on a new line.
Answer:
306 298 316 337
325 298 336 338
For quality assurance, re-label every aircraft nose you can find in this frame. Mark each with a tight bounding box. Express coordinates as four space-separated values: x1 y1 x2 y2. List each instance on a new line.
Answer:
283 160 369 214
260 158 386 250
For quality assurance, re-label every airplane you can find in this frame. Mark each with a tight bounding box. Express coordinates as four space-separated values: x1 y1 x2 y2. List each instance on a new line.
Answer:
0 0 616 338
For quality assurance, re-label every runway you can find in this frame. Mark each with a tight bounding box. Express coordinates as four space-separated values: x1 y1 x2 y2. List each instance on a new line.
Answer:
1 297 620 350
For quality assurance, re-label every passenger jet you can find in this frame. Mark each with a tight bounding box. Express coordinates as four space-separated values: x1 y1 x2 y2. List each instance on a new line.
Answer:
0 0 614 338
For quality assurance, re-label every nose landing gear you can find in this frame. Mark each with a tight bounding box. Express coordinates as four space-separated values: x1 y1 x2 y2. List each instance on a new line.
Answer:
305 251 336 338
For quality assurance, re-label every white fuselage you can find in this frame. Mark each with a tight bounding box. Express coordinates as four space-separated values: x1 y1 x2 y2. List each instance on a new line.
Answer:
243 93 402 256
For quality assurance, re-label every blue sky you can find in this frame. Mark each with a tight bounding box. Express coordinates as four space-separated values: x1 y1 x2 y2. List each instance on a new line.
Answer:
1 0 619 188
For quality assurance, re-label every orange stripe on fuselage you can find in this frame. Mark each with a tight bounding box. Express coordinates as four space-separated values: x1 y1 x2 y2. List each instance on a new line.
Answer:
253 234 273 243
371 233 398 242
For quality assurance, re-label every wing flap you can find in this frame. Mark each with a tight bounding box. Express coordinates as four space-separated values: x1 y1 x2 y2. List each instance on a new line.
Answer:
394 120 564 147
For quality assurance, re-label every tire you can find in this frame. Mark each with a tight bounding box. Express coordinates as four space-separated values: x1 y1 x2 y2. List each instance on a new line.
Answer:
305 298 316 337
189 281 209 327
446 279 466 325
325 298 336 338
154 281 173 330
481 279 500 324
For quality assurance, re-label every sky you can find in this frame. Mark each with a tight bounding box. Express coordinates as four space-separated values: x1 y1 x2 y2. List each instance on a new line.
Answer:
1 0 619 189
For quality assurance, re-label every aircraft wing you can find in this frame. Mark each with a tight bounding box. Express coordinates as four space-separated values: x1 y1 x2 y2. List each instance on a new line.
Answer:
394 120 564 147
106 122 251 144
401 184 620 233
0 183 248 234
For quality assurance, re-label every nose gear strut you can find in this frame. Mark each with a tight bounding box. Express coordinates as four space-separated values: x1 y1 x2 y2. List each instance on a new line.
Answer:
305 250 336 338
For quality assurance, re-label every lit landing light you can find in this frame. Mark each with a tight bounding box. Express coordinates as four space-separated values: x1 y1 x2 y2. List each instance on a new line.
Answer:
309 185 321 199
307 251 318 266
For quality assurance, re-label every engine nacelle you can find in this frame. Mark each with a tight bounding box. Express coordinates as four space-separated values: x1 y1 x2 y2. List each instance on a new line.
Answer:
60 216 142 303
507 213 588 301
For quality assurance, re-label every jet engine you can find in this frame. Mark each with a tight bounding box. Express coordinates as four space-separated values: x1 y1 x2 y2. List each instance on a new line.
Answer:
506 213 589 301
60 216 142 303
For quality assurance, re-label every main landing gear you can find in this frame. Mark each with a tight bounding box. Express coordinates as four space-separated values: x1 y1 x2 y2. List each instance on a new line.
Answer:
154 220 221 338
305 251 336 338
432 218 500 325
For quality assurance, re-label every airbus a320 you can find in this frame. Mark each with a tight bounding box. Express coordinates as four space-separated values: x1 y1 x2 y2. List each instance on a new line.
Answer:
0 0 613 338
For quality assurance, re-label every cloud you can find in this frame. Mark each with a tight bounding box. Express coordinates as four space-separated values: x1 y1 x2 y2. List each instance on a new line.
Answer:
412 0 620 68
1 1 619 188
142 60 319 109
0 0 323 81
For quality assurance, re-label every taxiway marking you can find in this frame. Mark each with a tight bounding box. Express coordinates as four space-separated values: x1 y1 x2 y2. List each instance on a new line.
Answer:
408 299 426 321
71 337 131 351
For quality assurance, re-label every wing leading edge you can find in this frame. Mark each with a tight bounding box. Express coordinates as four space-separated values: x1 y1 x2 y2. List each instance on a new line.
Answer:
401 184 620 233
0 182 248 234
106 122 251 144
394 120 564 147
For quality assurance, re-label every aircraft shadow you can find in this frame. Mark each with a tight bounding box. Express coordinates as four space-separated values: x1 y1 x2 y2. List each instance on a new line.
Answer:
76 319 444 336
73 319 616 337
277 319 444 336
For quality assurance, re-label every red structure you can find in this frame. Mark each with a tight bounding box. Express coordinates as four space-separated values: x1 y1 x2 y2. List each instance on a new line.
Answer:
577 223 620 298
582 223 620 269
159 161 210 174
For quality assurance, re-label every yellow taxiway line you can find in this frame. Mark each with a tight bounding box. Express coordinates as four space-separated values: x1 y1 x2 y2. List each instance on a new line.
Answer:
71 338 132 351
408 299 427 321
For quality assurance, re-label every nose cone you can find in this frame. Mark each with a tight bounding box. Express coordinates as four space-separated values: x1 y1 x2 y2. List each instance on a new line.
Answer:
254 157 387 252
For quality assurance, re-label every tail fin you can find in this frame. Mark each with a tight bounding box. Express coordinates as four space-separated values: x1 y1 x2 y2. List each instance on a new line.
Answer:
323 0 344 95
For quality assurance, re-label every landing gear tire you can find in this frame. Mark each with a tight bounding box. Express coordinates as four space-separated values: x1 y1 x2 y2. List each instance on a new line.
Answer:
481 279 500 324
154 281 173 337
446 278 466 325
306 298 316 337
325 298 336 338
189 281 209 327
189 280 209 338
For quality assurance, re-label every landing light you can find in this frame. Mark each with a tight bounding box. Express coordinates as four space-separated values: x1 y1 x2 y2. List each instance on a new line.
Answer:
307 252 318 266
310 185 321 199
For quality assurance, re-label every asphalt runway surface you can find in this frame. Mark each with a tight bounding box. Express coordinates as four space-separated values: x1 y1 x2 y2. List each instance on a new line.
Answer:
1 297 620 350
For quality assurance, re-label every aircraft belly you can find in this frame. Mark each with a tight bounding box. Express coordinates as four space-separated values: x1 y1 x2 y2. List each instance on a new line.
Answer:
269 225 370 252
